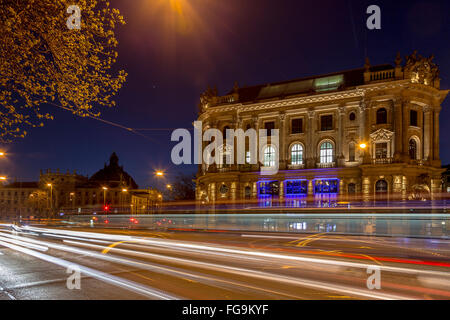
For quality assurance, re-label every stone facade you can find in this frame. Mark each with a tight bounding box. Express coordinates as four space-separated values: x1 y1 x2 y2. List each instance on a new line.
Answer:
195 52 449 206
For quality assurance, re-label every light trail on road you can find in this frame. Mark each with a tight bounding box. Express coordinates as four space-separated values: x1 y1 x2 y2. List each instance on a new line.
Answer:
0 224 449 300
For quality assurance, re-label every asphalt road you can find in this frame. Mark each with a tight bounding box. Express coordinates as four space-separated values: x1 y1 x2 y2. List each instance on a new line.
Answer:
0 223 449 300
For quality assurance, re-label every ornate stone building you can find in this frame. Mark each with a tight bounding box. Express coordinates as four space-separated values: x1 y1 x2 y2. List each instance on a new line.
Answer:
0 153 162 218
195 52 449 206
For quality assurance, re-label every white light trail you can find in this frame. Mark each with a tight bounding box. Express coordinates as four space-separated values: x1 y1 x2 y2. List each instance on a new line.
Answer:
0 239 180 300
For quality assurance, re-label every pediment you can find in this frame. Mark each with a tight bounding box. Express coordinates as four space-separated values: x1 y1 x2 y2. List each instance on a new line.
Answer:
370 128 394 141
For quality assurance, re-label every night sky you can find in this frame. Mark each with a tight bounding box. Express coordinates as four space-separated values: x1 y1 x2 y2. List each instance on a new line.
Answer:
1 0 449 189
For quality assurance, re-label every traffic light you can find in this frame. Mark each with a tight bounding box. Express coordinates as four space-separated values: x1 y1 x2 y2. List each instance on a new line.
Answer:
103 205 110 212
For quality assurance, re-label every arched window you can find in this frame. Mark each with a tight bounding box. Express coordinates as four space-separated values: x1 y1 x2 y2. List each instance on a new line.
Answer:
319 141 333 163
263 145 276 167
375 180 388 193
290 144 303 165
348 143 355 162
376 108 387 124
409 139 417 160
349 112 356 121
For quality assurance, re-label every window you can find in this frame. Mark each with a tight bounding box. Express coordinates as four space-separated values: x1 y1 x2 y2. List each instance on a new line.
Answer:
375 180 388 193
319 141 333 163
349 143 355 162
314 179 338 194
349 112 356 121
291 118 303 134
222 126 230 139
264 121 275 136
348 183 356 194
285 180 308 195
410 110 418 127
320 115 333 131
290 144 304 165
409 139 417 160
245 151 251 164
258 181 279 196
263 145 276 167
376 108 387 124
375 143 388 159
244 186 252 199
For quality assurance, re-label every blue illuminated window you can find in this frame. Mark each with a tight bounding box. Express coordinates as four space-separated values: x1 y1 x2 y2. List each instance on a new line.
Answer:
314 179 338 194
285 180 308 195
258 181 279 196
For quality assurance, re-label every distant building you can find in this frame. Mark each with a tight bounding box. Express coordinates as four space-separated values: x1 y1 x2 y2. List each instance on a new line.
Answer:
442 165 450 193
195 52 448 206
0 182 39 217
0 153 162 218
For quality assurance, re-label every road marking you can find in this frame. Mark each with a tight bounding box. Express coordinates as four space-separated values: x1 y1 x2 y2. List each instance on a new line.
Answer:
242 234 301 240
287 233 326 246
356 254 382 265
102 240 139 254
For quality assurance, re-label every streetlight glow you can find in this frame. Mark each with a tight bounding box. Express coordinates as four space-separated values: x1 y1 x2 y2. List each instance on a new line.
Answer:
0 176 6 180
359 143 367 149
155 170 164 177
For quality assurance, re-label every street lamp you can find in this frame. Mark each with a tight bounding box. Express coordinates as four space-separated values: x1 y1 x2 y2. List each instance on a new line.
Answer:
359 143 367 149
0 176 7 180
69 192 75 211
166 184 172 190
0 152 5 157
47 183 53 215
155 170 164 177
121 188 128 212
102 187 108 207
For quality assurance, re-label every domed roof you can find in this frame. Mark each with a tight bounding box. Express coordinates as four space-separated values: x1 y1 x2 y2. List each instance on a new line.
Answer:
89 153 138 189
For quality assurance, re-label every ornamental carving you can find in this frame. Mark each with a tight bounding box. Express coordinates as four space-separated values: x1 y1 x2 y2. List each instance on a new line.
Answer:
404 51 439 86
370 128 394 142
198 86 218 112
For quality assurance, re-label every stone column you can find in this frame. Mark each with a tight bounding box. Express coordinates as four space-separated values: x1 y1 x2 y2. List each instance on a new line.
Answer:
393 98 403 162
362 176 371 202
233 115 243 167
307 109 315 168
231 182 237 201
339 179 344 196
359 100 366 141
279 112 287 170
401 101 411 162
252 181 258 199
423 107 432 163
279 180 284 202
210 183 216 203
337 106 345 166
433 107 441 166
401 176 407 201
